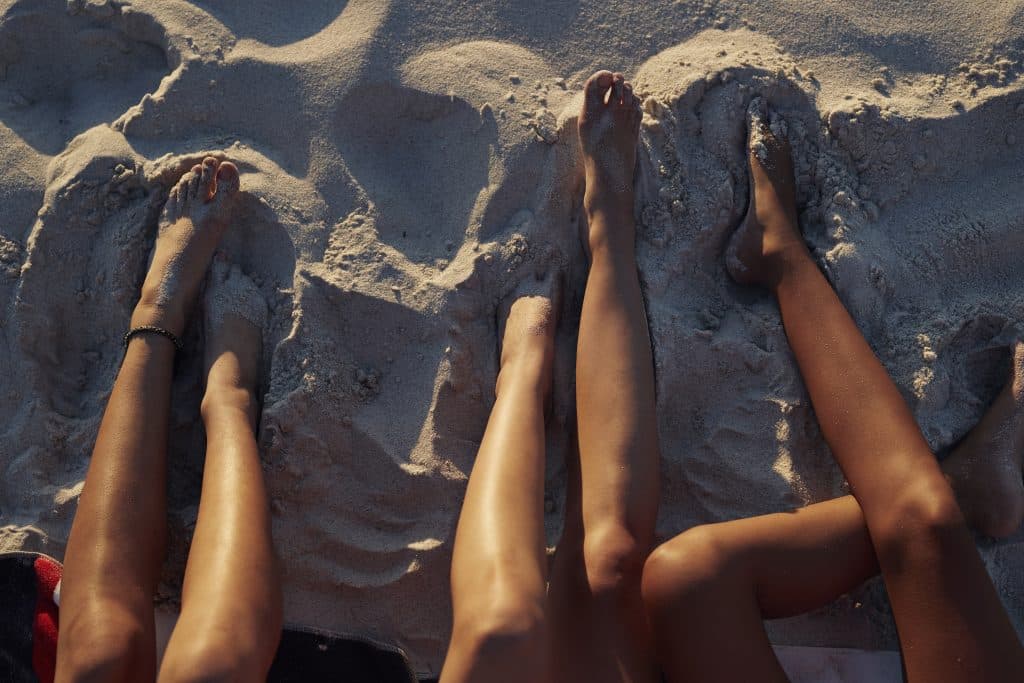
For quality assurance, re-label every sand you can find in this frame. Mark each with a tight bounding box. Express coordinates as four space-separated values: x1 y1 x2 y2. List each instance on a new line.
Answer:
0 0 1022 677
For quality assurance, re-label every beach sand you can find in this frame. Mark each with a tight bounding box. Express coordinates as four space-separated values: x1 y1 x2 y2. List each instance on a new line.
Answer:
0 0 1022 677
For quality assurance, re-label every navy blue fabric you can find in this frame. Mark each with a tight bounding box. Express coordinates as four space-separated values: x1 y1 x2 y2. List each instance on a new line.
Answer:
268 627 418 683
0 555 39 683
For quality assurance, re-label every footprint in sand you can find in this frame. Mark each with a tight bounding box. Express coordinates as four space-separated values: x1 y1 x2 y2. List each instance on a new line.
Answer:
0 0 169 154
334 84 496 265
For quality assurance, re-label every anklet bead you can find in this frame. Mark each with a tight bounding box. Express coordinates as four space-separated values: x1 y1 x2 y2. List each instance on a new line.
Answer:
123 326 183 352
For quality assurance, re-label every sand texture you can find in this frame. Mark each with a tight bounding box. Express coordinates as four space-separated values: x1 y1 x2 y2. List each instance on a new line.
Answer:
0 0 1022 676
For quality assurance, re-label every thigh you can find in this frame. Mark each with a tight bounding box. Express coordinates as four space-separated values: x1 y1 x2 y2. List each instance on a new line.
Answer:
710 496 878 618
641 496 879 683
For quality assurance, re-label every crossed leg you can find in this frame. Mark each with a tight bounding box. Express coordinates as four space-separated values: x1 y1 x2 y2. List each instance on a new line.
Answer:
644 496 877 682
643 101 1024 682
56 158 281 682
643 344 1024 683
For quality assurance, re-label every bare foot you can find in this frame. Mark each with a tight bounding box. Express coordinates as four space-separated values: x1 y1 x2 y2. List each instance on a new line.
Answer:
942 341 1024 538
497 270 561 400
131 157 241 338
579 70 642 253
200 260 268 425
725 98 806 287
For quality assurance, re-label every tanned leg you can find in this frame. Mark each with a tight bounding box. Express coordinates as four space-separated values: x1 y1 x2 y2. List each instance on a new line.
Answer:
440 273 560 683
723 99 1023 681
56 157 239 683
157 261 282 682
547 70 660 683
643 350 1024 682
643 495 877 683
644 347 1024 682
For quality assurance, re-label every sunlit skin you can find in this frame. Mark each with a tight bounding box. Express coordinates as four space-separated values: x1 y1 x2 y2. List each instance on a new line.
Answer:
642 106 1024 683
56 158 283 683
441 70 661 683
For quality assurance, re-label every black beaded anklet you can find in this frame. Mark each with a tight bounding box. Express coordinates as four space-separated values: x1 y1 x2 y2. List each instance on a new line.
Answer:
123 326 184 352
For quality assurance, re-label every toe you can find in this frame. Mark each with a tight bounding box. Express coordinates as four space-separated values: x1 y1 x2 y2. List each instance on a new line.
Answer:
162 186 181 223
176 171 196 205
199 157 218 201
612 73 625 104
747 98 769 135
584 70 615 108
213 161 241 200
188 165 203 198
172 169 192 197
622 82 635 108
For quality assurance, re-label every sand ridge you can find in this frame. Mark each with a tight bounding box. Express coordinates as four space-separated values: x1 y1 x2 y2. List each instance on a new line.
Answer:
0 0 1022 677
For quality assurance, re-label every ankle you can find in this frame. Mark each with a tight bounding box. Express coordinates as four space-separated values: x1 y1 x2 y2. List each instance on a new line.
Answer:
587 236 639 267
496 347 553 400
762 241 814 291
584 190 634 224
130 297 186 338
585 210 637 261
201 385 258 430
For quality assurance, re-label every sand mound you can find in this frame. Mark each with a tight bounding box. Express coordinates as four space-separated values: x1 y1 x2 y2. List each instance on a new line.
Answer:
0 0 1022 676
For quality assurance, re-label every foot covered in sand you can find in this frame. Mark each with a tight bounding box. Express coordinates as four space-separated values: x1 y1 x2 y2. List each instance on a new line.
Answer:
943 341 1024 538
201 259 268 425
497 267 561 401
132 157 241 338
726 98 806 287
579 70 642 254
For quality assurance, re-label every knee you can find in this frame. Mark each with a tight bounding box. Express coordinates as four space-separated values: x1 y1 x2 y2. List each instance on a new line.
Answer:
159 640 258 683
641 526 735 618
581 525 652 599
450 594 547 665
58 610 151 683
874 478 963 556
159 611 283 683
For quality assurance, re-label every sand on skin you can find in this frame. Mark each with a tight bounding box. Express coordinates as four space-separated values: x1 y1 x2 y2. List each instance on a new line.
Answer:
0 0 1022 677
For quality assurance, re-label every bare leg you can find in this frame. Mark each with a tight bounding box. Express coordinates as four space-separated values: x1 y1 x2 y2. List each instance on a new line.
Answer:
942 340 1024 538
158 262 282 682
643 345 1024 680
547 70 659 683
643 495 877 682
723 100 1023 681
644 102 1024 681
440 274 559 683
56 158 240 682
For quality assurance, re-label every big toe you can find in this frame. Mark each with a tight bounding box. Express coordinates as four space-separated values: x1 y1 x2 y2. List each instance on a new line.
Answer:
187 164 204 199
212 162 241 202
584 70 615 109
